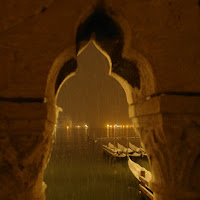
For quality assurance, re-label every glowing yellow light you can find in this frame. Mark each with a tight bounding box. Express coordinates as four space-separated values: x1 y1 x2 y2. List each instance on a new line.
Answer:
126 125 129 128
110 125 112 128
85 124 88 128
66 126 69 129
107 124 109 127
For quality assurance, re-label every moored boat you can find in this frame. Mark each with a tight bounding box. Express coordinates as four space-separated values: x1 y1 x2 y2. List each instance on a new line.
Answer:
129 142 147 157
128 157 151 182
102 143 126 159
117 143 146 157
117 143 133 154
128 157 153 199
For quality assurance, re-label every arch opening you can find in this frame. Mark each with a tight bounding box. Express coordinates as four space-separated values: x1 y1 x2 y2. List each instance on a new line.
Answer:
44 7 156 200
52 8 144 104
44 41 151 200
57 41 132 128
47 8 155 105
76 9 140 91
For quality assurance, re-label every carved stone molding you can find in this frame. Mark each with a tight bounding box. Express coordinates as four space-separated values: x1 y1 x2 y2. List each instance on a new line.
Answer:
133 114 200 200
129 94 200 199
0 101 56 200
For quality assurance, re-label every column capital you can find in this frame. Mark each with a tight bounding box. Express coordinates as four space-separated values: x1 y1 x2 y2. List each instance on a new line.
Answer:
129 94 200 200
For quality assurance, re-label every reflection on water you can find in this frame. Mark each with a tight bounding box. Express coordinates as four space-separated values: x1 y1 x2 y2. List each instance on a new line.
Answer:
44 128 149 200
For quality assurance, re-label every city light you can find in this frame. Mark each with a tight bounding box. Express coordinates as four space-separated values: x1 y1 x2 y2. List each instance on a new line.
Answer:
85 124 88 128
106 124 134 128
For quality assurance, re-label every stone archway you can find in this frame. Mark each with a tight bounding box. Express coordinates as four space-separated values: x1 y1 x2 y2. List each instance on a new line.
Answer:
45 7 156 200
0 1 199 200
40 6 200 200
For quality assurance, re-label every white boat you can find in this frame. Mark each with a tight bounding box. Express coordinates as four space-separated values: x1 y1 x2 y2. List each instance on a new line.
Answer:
129 142 141 153
128 157 153 199
117 143 142 157
102 143 126 158
108 142 123 153
129 142 147 156
117 143 133 154
131 152 142 157
128 157 151 183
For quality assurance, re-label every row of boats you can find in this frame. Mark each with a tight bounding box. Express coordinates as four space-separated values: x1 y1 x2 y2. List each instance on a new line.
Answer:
102 142 153 200
102 142 147 158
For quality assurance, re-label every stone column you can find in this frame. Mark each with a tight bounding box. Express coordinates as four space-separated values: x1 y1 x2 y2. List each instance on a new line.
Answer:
0 100 56 200
130 94 200 200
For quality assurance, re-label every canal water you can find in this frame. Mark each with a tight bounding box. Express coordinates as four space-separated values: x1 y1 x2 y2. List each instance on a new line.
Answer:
44 127 150 200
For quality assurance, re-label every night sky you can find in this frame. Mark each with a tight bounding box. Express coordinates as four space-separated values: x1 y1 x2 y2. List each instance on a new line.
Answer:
57 42 130 128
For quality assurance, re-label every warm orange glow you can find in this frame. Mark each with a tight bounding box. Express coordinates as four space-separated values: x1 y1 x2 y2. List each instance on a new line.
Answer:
85 124 88 128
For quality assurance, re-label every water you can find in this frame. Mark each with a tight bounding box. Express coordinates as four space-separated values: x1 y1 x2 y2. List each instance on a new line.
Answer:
44 128 150 200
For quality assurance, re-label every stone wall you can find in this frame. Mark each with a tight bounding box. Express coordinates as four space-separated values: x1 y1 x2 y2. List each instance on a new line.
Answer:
0 0 199 199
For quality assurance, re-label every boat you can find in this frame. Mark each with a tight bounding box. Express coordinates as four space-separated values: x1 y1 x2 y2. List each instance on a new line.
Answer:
102 142 126 159
117 143 144 157
129 142 147 157
129 142 142 153
108 142 123 153
128 157 153 199
117 143 133 154
131 152 142 157
128 156 151 182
